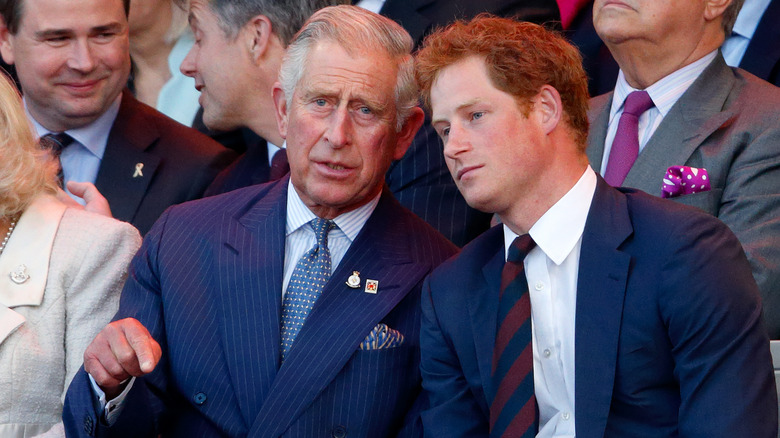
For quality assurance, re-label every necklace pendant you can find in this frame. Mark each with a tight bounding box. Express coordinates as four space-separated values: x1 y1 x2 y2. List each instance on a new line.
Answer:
10 264 30 284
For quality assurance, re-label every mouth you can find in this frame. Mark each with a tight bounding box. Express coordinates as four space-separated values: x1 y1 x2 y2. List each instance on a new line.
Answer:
456 165 482 181
61 79 102 93
194 83 204 92
315 160 354 178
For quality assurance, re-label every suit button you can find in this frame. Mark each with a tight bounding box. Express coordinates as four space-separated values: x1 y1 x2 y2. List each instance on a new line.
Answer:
83 415 94 435
332 425 347 438
193 392 207 405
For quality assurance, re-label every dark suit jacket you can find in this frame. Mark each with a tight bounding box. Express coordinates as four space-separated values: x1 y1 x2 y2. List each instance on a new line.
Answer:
587 53 780 338
95 91 236 235
63 178 458 437
740 0 780 86
420 177 777 437
203 135 273 197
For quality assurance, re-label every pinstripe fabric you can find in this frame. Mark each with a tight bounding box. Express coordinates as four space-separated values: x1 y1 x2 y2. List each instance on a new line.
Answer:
386 121 492 248
63 176 458 438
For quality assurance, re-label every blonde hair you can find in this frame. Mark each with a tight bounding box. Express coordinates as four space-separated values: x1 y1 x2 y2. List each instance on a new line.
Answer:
0 72 58 217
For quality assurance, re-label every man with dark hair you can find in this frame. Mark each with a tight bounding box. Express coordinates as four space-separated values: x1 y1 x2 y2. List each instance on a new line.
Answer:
416 16 776 437
587 0 780 338
175 0 349 197
63 5 457 437
0 0 235 235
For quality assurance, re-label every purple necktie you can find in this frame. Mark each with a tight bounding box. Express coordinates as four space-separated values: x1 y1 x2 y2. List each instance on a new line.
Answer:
269 148 289 181
490 234 537 438
604 90 654 186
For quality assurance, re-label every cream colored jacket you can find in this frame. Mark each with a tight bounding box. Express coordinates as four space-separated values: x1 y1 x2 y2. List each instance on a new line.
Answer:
0 194 141 437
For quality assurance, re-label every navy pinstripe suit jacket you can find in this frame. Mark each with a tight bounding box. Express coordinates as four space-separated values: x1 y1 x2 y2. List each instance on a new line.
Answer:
63 177 458 437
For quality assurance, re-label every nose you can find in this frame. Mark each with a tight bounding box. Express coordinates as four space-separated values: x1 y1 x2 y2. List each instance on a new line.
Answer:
67 39 96 73
443 124 468 160
326 107 351 148
180 44 197 77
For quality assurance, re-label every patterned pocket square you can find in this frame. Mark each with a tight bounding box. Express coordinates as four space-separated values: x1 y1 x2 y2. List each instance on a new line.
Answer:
358 323 405 350
661 166 711 199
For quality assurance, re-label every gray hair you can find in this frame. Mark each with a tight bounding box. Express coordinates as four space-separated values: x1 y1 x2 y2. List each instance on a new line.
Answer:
277 5 418 132
722 0 745 35
179 0 349 46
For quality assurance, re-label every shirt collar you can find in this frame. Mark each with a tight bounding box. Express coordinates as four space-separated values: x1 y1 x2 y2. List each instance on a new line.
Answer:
610 50 718 121
732 0 771 39
26 93 122 160
285 179 381 242
503 166 597 264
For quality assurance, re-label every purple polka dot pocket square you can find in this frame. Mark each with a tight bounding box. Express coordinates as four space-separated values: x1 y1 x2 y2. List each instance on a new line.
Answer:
661 166 711 199
358 323 405 350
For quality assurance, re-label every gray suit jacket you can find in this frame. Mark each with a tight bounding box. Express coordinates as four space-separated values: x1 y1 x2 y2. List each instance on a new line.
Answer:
587 53 780 338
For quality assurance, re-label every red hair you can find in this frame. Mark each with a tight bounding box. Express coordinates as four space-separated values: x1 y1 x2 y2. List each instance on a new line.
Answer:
416 15 590 148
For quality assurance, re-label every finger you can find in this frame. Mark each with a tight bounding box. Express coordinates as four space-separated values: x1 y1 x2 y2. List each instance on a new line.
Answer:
84 332 132 389
119 319 161 374
54 188 83 210
68 182 113 217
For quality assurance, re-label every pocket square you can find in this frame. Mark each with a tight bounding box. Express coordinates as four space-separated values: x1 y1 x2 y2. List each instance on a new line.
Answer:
358 323 404 350
661 166 711 199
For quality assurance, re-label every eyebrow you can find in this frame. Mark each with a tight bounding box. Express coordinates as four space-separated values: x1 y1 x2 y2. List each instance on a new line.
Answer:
432 98 482 125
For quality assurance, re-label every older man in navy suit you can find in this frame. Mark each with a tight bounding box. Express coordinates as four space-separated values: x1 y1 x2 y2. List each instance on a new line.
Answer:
415 16 776 437
62 6 457 437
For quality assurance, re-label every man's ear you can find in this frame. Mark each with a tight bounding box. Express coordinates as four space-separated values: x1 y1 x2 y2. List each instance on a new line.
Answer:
392 107 425 160
272 82 289 139
245 14 273 63
535 85 562 136
0 18 16 65
704 0 732 23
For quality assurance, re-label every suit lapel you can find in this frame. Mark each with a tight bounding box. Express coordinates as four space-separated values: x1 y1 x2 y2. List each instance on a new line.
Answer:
467 227 505 401
248 190 428 437
95 91 161 223
623 55 736 194
215 180 287 427
586 92 613 172
574 178 632 438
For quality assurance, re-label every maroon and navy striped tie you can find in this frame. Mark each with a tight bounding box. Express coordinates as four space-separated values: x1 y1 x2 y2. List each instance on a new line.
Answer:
490 234 537 438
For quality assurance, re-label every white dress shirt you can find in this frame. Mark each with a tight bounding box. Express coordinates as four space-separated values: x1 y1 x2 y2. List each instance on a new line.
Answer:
600 50 718 176
502 166 597 437
721 0 772 67
92 182 381 423
27 94 122 205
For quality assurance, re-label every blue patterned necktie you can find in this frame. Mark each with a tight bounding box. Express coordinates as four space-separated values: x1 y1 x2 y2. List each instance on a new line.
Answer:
280 218 336 362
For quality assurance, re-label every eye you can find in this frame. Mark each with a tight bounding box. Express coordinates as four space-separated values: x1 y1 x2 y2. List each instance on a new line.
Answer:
358 106 372 115
315 98 328 106
440 126 450 139
471 111 484 121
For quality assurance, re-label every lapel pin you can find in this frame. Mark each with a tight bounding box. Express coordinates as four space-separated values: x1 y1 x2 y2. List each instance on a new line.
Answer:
346 271 361 289
133 163 144 178
364 279 378 294
10 264 29 284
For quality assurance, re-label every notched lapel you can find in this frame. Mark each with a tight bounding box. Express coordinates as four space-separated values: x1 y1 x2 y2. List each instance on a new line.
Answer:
469 231 504 401
248 192 425 437
96 92 161 223
624 55 737 194
574 180 632 438
216 183 287 428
